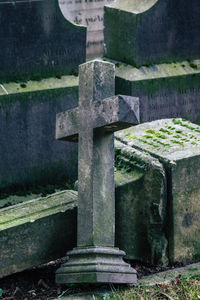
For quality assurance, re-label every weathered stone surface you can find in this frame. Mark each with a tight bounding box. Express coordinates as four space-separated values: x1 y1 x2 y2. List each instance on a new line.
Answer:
59 0 114 57
104 0 200 124
114 142 168 265
104 0 200 66
116 118 200 264
114 59 200 123
0 76 79 192
0 0 86 82
56 60 138 284
52 262 200 298
0 191 77 279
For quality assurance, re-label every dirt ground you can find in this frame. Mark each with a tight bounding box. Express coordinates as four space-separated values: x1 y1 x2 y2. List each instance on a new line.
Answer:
0 257 178 300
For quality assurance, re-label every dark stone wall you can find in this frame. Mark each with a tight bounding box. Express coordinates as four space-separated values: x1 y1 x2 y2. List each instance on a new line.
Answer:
0 0 86 82
0 86 78 192
104 0 200 66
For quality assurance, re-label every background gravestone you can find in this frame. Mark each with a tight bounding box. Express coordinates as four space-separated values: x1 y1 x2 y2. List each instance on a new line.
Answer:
0 0 87 193
0 79 79 192
0 0 86 82
104 0 200 124
59 0 114 57
104 0 200 66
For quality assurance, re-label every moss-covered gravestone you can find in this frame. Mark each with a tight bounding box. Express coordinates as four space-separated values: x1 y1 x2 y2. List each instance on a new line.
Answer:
116 119 200 264
104 0 200 123
56 59 139 284
0 0 86 192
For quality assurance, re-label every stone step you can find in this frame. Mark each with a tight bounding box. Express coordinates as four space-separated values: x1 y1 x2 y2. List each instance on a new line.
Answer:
0 190 77 279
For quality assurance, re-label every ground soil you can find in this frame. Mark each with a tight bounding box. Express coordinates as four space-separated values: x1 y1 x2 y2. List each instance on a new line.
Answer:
0 257 182 300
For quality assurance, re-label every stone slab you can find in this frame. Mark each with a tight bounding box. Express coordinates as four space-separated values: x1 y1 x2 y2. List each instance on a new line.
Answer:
0 76 79 192
140 262 200 286
0 190 77 278
59 0 114 57
0 0 86 82
113 59 200 123
52 262 200 299
104 0 200 66
116 118 200 264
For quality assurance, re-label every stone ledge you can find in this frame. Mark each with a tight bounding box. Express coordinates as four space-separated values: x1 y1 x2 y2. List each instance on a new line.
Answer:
0 191 77 278
139 262 200 286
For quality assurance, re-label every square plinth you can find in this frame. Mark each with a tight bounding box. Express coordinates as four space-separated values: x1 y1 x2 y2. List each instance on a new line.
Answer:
56 246 137 284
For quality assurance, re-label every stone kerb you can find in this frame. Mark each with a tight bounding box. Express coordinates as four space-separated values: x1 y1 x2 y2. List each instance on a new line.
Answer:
104 0 200 66
0 191 77 279
0 0 86 82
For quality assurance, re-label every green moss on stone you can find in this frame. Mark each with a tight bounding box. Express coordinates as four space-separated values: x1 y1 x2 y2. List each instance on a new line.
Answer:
0 190 77 230
0 75 78 96
114 59 200 83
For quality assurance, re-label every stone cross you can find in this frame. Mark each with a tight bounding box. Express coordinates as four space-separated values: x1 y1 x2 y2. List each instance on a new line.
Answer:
55 60 139 284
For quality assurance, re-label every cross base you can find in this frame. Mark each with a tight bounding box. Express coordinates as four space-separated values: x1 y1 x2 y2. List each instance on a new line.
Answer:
56 246 137 284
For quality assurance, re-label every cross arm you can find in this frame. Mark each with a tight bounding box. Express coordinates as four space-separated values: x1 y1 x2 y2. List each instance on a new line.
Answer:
93 95 140 133
56 107 79 142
